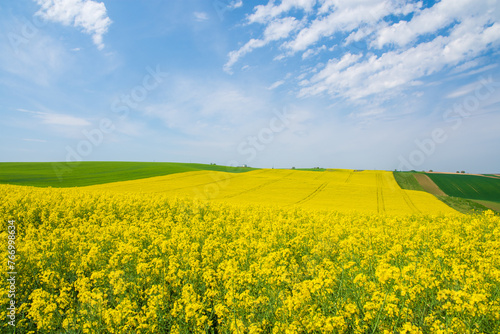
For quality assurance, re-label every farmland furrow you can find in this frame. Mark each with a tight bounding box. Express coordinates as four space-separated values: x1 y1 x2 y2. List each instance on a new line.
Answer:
294 182 329 205
376 173 386 214
400 189 421 213
219 171 295 199
163 173 243 191
157 170 270 192
344 172 353 183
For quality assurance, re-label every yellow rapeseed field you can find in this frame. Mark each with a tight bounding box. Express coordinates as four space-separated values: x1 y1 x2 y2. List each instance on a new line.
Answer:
1 183 499 333
83 170 456 215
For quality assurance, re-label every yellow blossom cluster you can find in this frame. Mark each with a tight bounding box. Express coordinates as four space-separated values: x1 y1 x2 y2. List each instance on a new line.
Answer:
82 169 456 215
0 184 499 333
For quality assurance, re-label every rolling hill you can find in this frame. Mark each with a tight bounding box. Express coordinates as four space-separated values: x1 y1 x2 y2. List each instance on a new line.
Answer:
425 173 500 203
0 161 256 187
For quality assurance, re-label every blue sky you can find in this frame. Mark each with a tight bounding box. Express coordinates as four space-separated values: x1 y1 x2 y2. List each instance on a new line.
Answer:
1 0 499 172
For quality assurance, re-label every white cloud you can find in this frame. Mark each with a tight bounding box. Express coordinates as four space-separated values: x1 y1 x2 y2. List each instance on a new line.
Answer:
286 0 421 53
268 80 285 89
299 21 500 100
18 108 91 126
247 0 315 24
372 0 494 49
35 0 112 50
462 64 499 76
228 0 500 103
224 17 301 73
227 0 422 71
229 0 243 9
302 45 326 59
194 12 209 22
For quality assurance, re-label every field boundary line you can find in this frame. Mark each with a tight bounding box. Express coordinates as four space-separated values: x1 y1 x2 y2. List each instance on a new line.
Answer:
293 182 330 205
344 172 353 183
219 171 295 199
376 173 386 214
166 170 271 192
414 174 447 196
163 173 243 191
477 174 500 179
400 190 421 213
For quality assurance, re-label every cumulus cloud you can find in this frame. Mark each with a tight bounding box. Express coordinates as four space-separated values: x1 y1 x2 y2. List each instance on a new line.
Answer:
284 0 420 53
34 0 112 50
372 0 494 49
247 0 315 24
229 0 243 9
224 17 301 73
226 0 421 71
299 22 500 100
226 0 500 102
302 45 326 59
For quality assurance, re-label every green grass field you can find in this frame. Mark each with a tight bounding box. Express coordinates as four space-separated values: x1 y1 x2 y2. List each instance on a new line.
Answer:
394 171 498 214
0 162 257 187
425 173 500 203
436 196 493 214
473 200 500 212
393 171 425 191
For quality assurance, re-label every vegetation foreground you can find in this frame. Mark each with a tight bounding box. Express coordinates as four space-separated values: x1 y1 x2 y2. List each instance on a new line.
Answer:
1 185 499 333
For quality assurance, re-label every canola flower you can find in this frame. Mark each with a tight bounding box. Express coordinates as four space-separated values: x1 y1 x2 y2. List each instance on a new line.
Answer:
82 170 456 215
0 184 499 333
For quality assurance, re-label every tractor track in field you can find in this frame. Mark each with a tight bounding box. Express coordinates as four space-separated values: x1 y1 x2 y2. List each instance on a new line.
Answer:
400 189 421 213
344 172 354 183
109 170 212 186
162 174 242 191
376 173 386 214
162 170 268 192
294 182 330 205
219 171 295 199
478 174 500 179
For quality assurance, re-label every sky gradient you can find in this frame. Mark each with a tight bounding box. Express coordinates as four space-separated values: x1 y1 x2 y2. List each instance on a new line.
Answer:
1 0 499 173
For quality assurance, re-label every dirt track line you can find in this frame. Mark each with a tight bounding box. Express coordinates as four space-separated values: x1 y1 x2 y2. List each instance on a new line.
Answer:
344 172 353 183
219 171 295 199
376 174 386 214
475 174 500 179
166 173 243 191
400 190 421 213
150 169 268 191
294 182 329 205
